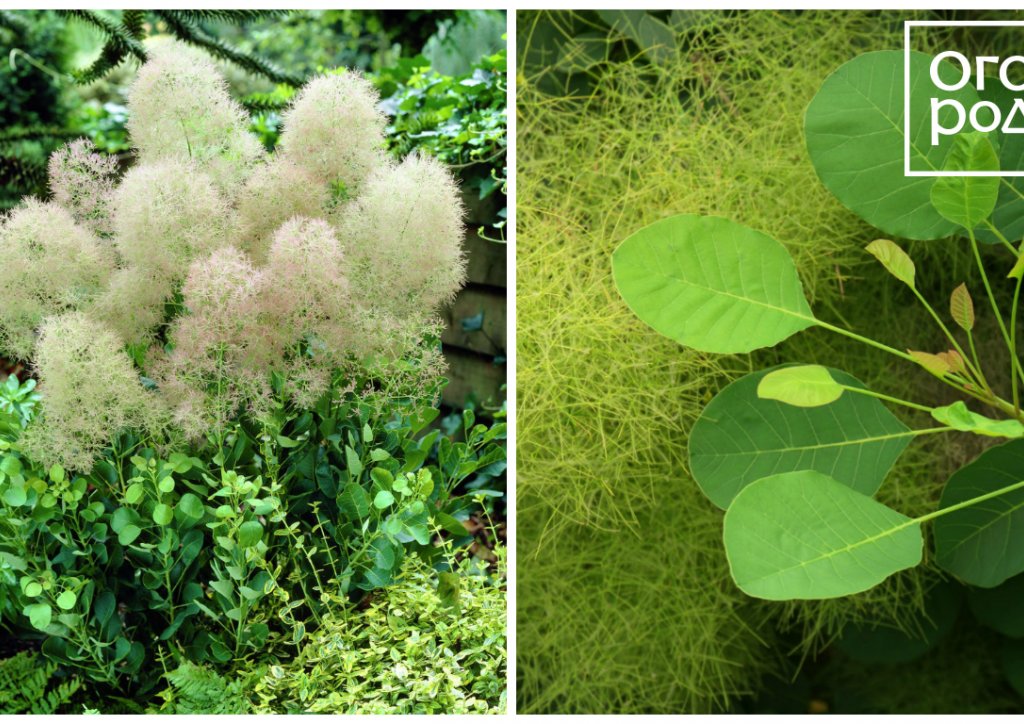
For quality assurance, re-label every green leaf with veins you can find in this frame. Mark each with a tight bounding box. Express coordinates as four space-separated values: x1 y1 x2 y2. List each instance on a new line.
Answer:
724 470 924 600
930 131 1000 230
930 401 1024 438
805 50 979 240
690 367 912 509
973 81 1024 244
950 283 975 331
935 439 1024 587
865 239 915 288
612 214 815 354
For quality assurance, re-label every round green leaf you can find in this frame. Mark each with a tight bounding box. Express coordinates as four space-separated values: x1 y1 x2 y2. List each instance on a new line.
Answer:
24 602 52 630
178 493 204 520
690 367 912 509
152 504 173 526
237 520 264 548
2 486 26 507
158 476 175 494
612 214 816 354
724 470 923 600
124 482 145 505
23 581 42 598
117 524 142 546
373 490 396 509
756 365 843 408
930 132 1000 229
56 590 77 611
110 507 139 534
805 50 979 240
968 573 1024 638
935 439 1024 587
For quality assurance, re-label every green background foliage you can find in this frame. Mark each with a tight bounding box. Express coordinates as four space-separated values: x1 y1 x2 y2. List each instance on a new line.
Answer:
518 8 1024 713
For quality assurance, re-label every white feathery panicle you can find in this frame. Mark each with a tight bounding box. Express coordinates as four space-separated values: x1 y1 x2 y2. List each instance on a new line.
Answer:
21 312 165 472
338 152 466 321
262 217 357 361
0 200 114 360
111 159 234 277
234 157 328 263
47 139 119 237
126 41 264 190
277 72 386 191
91 266 174 345
156 247 272 439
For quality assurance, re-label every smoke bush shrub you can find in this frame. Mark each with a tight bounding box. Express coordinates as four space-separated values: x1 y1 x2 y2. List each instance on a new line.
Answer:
0 38 465 470
0 38 499 708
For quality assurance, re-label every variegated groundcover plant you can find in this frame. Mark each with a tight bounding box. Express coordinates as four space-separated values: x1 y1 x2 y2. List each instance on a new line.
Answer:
614 50 1024 602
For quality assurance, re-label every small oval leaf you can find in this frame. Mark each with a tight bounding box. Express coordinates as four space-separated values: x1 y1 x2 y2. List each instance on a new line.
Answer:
865 239 915 288
908 349 952 377
237 520 264 548
178 493 204 520
24 602 52 630
950 283 975 332
56 590 77 610
756 365 843 408
930 401 1024 438
152 504 173 526
930 132 1000 230
124 483 145 505
373 490 396 509
117 524 142 546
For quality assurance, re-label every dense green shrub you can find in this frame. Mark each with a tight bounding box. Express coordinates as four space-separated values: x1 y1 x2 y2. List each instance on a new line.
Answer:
251 555 506 714
0 38 505 711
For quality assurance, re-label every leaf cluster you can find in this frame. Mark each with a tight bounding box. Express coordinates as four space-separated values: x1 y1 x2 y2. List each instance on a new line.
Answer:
249 555 507 714
0 372 506 701
612 45 1024 701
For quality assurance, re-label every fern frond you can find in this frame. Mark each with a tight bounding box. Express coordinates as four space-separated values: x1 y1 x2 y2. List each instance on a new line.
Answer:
160 661 251 714
0 652 81 714
70 40 129 84
156 11 305 86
